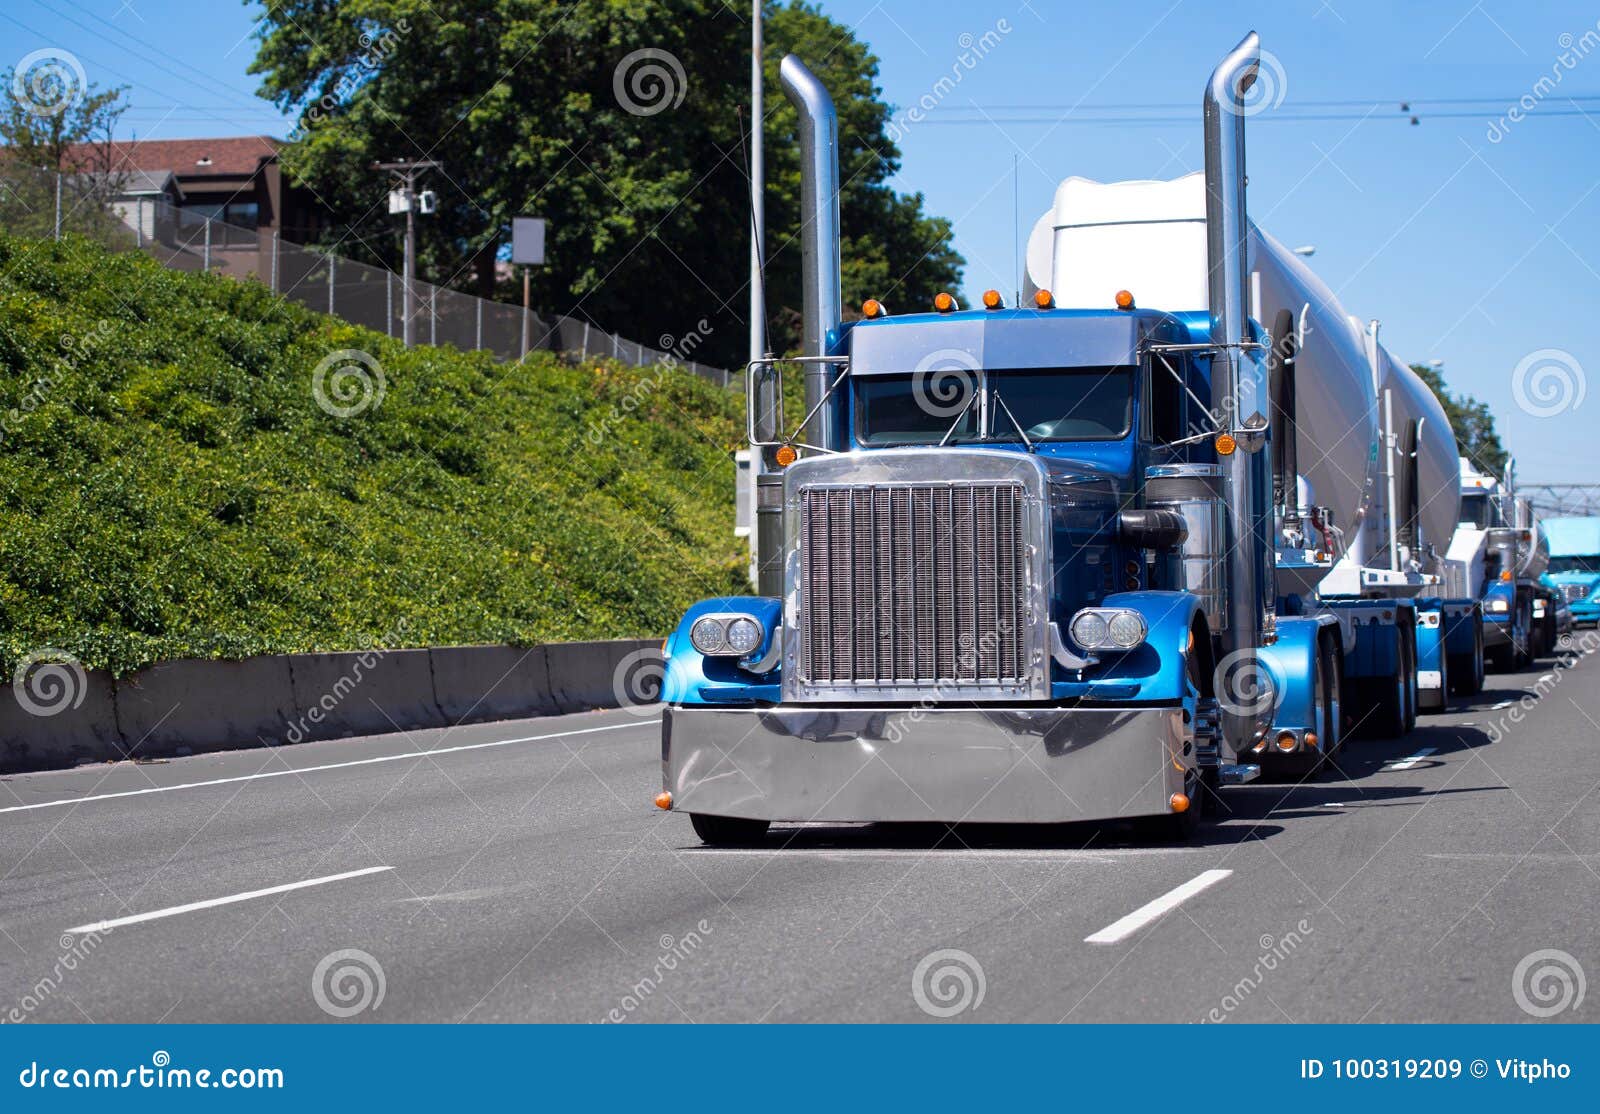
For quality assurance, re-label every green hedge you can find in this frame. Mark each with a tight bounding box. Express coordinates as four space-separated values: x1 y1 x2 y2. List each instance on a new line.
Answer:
0 234 748 675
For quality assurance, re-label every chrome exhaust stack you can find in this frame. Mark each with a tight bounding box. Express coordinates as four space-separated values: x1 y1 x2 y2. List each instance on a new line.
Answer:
1204 31 1275 750
779 54 842 453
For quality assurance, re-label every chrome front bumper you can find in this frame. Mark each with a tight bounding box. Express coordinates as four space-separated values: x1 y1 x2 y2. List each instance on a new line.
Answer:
662 704 1189 825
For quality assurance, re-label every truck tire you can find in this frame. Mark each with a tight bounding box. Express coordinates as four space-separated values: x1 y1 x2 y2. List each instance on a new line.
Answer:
1512 603 1535 669
1364 633 1407 739
690 813 771 846
1401 625 1418 734
1420 647 1448 714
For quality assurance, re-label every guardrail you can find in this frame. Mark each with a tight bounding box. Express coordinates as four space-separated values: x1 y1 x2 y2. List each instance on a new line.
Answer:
0 640 662 774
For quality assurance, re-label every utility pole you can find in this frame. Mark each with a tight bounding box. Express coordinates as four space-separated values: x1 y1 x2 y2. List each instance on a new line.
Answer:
374 159 439 346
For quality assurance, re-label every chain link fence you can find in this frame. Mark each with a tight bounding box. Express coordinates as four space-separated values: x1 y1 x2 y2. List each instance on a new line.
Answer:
0 165 731 384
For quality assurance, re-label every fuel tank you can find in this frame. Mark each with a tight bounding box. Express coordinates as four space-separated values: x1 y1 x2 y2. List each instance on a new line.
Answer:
1027 173 1378 543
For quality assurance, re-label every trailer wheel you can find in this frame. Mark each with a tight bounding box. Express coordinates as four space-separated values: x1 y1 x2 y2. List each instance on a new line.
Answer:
1401 623 1418 734
1471 620 1486 693
1364 630 1408 739
1512 601 1535 669
689 813 771 846
1420 645 1449 714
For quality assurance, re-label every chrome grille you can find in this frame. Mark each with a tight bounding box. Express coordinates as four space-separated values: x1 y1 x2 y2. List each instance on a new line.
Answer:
798 482 1030 688
1563 582 1592 602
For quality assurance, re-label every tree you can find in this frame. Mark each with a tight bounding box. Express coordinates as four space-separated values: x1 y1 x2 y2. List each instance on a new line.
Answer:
247 0 962 367
1412 363 1507 474
0 59 129 241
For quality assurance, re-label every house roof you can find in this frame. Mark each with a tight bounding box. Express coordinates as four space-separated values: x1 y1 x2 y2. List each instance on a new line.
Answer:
74 136 282 178
64 168 183 198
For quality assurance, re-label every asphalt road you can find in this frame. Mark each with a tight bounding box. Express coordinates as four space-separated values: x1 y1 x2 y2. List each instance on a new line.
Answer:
2 638 1597 1024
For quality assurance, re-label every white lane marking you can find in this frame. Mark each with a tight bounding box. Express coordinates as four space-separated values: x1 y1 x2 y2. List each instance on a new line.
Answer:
1084 868 1233 944
677 847 1206 861
0 719 658 816
1384 747 1438 771
1492 700 1514 710
65 866 393 934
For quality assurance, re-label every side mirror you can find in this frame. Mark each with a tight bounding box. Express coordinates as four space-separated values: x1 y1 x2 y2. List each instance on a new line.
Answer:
1119 508 1188 550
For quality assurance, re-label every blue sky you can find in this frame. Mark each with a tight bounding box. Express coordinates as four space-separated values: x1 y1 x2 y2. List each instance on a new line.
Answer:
4 0 1597 481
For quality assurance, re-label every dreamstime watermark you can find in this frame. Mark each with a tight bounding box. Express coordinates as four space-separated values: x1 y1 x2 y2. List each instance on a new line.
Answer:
887 21 1012 144
910 348 980 421
911 948 986 1018
1487 25 1600 143
1512 948 1585 1018
1217 47 1288 117
311 948 386 1018
2 928 111 1024
611 647 666 717
312 348 387 418
584 319 713 446
1483 627 1600 744
17 1051 283 1090
10 49 87 117
280 617 411 745
286 22 412 141
1510 348 1585 418
599 919 713 1022
613 48 687 116
1201 919 1314 1022
11 649 87 718
1212 647 1282 719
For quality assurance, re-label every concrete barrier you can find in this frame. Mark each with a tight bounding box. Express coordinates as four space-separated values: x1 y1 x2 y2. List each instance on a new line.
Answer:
0 639 659 774
427 644 557 724
287 649 442 743
113 656 299 757
547 639 633 713
0 666 124 772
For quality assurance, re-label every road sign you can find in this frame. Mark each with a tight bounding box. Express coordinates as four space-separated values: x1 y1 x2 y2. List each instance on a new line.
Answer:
512 216 546 265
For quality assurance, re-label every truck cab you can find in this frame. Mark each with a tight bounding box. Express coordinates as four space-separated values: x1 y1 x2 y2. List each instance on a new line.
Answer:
1544 516 1600 627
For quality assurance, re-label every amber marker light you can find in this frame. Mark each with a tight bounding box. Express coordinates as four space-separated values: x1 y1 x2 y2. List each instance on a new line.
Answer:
1215 433 1237 456
654 791 673 810
861 298 887 318
1115 289 1135 310
1169 792 1190 813
933 291 957 312
1304 731 1319 750
1275 730 1298 753
775 444 798 467
1033 289 1054 309
982 289 1004 310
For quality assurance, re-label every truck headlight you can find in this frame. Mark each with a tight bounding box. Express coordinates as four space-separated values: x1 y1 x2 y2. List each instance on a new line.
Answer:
725 616 763 655
690 613 767 657
1070 608 1147 651
1489 599 1509 614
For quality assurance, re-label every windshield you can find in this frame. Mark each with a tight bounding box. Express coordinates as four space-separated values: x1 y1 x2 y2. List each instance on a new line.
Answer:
853 366 1133 447
1550 555 1600 574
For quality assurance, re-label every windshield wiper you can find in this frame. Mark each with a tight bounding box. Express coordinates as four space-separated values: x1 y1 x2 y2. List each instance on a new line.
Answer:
988 388 1036 453
937 386 982 447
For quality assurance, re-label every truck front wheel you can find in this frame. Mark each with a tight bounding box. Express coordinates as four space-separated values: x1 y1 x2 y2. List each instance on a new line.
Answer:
689 813 771 846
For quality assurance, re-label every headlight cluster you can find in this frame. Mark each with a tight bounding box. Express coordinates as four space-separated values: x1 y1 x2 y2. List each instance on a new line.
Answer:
1069 607 1147 651
1489 599 1509 613
690 613 766 657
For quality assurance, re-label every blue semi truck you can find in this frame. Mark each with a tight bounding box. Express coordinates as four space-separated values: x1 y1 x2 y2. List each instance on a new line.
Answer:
656 33 1479 843
1545 516 1600 627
